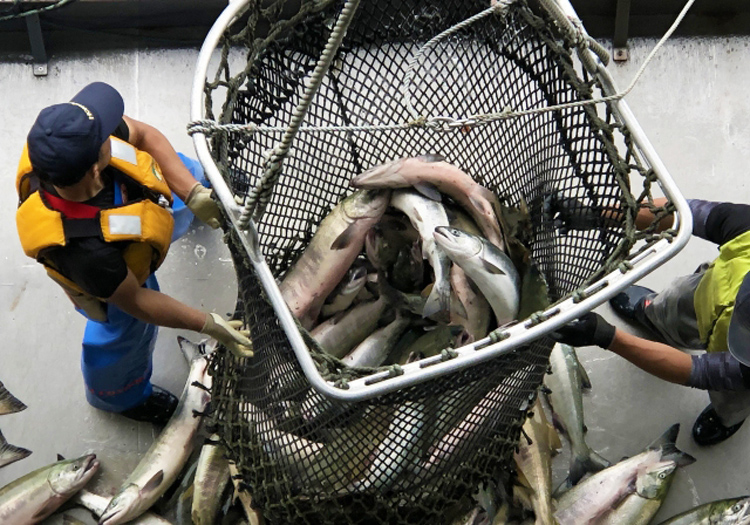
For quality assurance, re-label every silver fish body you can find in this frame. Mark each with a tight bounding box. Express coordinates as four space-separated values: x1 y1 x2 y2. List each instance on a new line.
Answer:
655 496 750 525
347 401 427 493
352 155 505 249
390 189 452 321
312 295 389 359
0 454 99 524
99 337 212 525
513 397 561 525
192 436 231 525
433 226 519 325
598 460 677 525
71 489 172 524
0 381 26 415
0 429 31 469
341 315 411 368
554 424 696 525
544 343 609 494
450 265 491 342
280 189 391 328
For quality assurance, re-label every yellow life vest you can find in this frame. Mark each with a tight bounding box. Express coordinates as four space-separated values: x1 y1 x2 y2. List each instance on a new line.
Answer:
694 230 750 352
15 136 175 321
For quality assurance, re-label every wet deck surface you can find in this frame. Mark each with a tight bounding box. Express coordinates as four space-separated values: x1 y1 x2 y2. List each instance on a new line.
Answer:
0 36 749 523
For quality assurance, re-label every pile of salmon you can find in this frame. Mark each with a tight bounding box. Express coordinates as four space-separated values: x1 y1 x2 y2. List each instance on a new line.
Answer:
279 154 543 368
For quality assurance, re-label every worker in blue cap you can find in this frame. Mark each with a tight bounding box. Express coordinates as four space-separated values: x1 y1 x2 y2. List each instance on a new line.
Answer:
550 196 750 447
16 82 253 425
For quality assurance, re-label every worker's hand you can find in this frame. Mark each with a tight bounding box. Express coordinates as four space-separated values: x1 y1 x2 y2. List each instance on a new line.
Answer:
550 312 616 349
201 312 254 358
185 182 222 229
543 192 600 234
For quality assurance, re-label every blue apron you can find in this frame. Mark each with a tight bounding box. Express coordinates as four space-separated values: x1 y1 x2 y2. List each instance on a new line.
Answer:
81 153 207 411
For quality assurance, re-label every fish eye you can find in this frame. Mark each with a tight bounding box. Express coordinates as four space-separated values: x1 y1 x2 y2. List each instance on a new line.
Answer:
733 504 742 512
658 472 667 479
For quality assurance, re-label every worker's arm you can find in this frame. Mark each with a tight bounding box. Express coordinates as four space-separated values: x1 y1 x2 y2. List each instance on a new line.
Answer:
608 329 692 385
108 269 254 357
108 269 207 331
123 115 222 228
122 115 197 202
554 312 750 390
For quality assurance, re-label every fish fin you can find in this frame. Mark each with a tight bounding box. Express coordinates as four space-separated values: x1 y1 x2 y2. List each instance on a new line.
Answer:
141 470 165 494
330 223 359 250
547 423 563 453
413 182 443 202
659 441 697 468
32 499 64 522
552 477 573 499
562 449 611 492
480 257 507 275
648 423 680 451
550 412 569 438
57 453 66 461
417 153 445 163
0 440 32 466
0 382 27 414
422 280 451 322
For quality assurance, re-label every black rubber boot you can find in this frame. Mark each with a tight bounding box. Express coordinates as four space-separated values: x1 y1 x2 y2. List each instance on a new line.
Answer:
692 404 745 447
609 285 656 321
119 385 179 426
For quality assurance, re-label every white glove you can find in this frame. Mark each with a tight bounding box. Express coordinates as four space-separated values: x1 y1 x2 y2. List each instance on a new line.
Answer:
185 182 222 229
201 313 254 358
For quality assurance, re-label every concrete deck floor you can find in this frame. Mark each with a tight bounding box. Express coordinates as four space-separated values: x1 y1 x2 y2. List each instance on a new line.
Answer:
0 35 749 524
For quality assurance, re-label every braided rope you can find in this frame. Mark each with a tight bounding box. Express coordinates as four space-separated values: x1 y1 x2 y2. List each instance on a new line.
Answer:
237 0 362 228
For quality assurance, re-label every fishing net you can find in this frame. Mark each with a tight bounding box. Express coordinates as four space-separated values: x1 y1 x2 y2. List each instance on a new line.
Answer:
192 0 684 522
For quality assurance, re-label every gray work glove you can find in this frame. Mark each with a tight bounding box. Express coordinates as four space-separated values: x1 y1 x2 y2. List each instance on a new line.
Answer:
201 313 254 358
185 182 222 229
550 312 616 349
543 192 600 234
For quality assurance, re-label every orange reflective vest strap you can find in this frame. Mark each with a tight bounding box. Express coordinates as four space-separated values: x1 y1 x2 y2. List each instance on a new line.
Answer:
45 266 108 322
15 191 67 258
16 144 34 200
100 200 174 271
694 230 750 352
108 136 173 204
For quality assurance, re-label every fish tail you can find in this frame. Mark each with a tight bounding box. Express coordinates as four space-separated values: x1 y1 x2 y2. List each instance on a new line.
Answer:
0 430 32 466
649 423 697 467
554 449 611 497
0 382 27 415
422 279 451 322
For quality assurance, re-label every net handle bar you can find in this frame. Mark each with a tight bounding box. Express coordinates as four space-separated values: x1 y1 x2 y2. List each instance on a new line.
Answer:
190 0 692 402
190 0 245 215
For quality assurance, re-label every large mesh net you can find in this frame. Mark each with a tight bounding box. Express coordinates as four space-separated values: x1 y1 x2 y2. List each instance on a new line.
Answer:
194 0 680 522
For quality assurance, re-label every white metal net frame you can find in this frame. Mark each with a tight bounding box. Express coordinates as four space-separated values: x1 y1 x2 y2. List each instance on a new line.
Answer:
189 0 692 403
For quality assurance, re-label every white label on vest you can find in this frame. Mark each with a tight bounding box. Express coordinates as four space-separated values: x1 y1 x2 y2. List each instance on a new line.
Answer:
109 215 142 235
111 139 138 165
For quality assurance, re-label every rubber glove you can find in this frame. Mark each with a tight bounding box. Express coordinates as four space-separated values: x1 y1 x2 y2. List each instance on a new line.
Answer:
550 312 616 349
201 313 254 358
185 182 222 229
543 192 601 234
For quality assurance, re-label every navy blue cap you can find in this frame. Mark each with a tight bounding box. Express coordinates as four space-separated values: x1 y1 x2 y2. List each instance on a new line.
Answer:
27 82 124 187
727 272 750 366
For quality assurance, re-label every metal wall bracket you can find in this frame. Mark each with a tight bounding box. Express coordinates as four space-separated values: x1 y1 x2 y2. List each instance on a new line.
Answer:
26 12 48 76
613 0 630 62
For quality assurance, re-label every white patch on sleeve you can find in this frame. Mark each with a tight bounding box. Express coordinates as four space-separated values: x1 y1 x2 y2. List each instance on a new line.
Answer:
108 215 142 235
111 139 138 165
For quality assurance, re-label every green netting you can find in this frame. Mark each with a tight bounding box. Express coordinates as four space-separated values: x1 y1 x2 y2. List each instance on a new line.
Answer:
195 0 677 522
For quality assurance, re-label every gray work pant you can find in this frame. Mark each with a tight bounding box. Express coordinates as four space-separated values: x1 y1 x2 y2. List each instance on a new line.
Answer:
640 268 750 426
